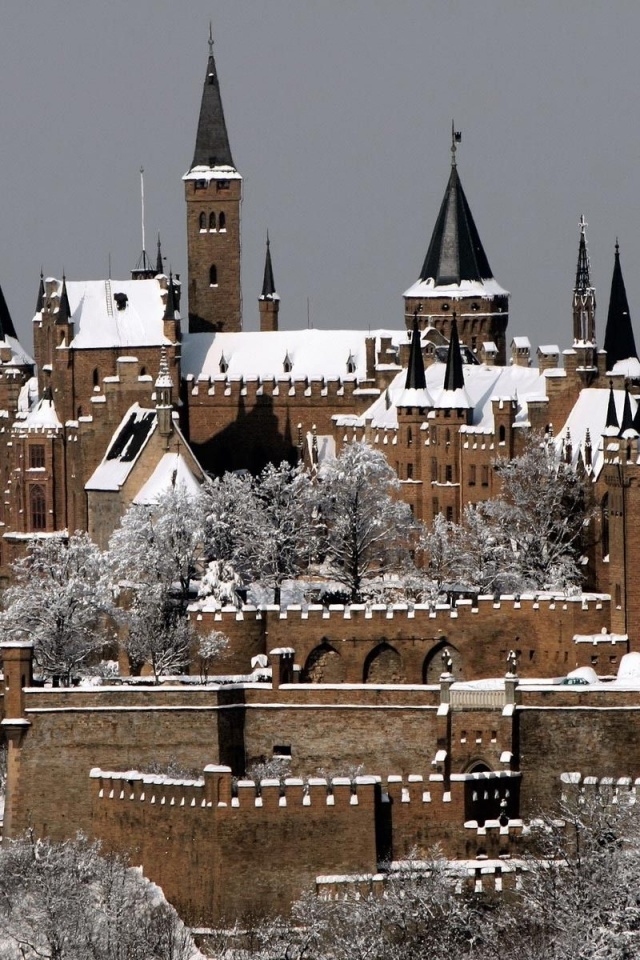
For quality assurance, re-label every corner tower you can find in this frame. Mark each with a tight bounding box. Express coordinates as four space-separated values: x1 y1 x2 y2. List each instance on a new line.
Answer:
184 27 242 334
404 127 509 364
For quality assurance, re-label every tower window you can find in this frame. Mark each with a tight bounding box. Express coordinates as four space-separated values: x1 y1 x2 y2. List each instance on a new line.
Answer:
199 212 207 230
218 212 226 231
209 265 218 287
442 303 450 312
481 465 489 487
29 445 45 470
471 302 479 311
445 464 453 483
209 212 216 231
407 463 414 480
407 427 413 447
92 368 100 389
469 465 476 486
30 485 47 531
499 425 506 443
216 180 230 191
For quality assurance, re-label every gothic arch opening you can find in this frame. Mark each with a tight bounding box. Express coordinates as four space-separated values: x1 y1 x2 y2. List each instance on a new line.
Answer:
209 212 216 231
422 640 462 684
199 211 206 230
303 641 345 683
363 642 405 684
218 211 226 231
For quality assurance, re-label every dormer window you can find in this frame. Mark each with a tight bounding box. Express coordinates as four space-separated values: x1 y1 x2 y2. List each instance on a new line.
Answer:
346 352 356 374
283 351 293 374
219 353 229 374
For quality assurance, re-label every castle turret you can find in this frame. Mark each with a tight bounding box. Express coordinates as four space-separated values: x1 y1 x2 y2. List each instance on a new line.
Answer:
259 233 280 332
184 25 242 334
603 241 639 377
155 348 174 443
404 126 509 363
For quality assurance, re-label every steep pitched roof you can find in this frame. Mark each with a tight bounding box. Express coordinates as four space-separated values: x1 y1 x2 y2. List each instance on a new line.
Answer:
419 164 493 286
443 315 465 391
604 242 638 370
190 35 234 171
260 234 278 300
405 315 426 390
0 281 17 340
574 224 592 295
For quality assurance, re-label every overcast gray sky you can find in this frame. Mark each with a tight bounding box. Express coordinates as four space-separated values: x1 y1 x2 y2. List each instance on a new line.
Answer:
1 2 639 353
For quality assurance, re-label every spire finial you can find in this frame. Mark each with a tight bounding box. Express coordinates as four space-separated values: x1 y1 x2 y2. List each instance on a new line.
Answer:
451 121 461 167
208 21 214 55
579 213 588 236
615 237 620 255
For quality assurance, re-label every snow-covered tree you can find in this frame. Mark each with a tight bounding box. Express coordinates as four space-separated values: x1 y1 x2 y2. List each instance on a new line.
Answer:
109 485 207 680
486 434 590 591
234 461 319 604
109 485 205 615
319 443 418 601
0 533 112 683
0 832 198 960
200 471 254 564
196 629 229 682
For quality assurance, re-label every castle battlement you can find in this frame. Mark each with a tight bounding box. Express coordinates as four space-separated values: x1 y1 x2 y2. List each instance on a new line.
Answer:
186 374 363 402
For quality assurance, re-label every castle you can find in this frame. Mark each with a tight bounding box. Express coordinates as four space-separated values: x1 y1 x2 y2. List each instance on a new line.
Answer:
2 29 640 935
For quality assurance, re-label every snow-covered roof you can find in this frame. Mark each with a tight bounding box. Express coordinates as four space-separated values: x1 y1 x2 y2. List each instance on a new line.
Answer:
85 405 156 492
336 361 545 431
182 165 242 182
181 328 403 382
17 393 62 431
403 277 509 301
0 334 34 368
133 453 201 505
555 387 633 478
39 278 170 350
610 356 640 378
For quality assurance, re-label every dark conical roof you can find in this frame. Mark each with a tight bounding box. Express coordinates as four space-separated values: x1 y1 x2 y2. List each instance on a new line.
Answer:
619 386 635 435
605 383 619 430
56 277 72 326
419 165 493 286
191 35 234 170
604 242 638 369
36 272 45 315
443 315 465 391
261 234 276 299
405 314 426 390
0 283 17 340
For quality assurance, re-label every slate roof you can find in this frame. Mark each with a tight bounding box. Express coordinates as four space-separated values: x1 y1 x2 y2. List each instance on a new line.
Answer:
190 47 234 171
260 235 277 300
604 243 638 370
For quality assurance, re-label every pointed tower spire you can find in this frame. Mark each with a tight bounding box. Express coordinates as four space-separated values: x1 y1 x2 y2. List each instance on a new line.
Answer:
572 216 596 345
56 276 72 326
156 234 164 275
604 240 638 371
605 381 619 433
404 130 509 363
36 271 45 315
261 232 276 299
259 232 280 332
191 24 234 170
619 385 636 437
0 282 17 340
405 313 426 390
443 315 465 392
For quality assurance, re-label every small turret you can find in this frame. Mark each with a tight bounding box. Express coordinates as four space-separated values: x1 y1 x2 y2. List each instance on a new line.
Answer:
573 215 596 345
155 347 173 442
259 233 280 332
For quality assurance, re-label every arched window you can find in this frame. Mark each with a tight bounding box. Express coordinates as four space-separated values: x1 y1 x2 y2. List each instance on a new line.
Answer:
218 211 226 231
199 212 206 230
499 424 506 443
30 485 46 531
209 264 218 286
209 212 216 231
92 368 99 389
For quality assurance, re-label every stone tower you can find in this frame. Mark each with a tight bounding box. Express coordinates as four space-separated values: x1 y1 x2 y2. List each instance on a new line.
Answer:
184 27 242 334
571 217 598 385
404 128 509 364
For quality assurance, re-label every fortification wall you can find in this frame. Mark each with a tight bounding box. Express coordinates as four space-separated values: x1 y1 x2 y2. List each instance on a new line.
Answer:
189 595 612 683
